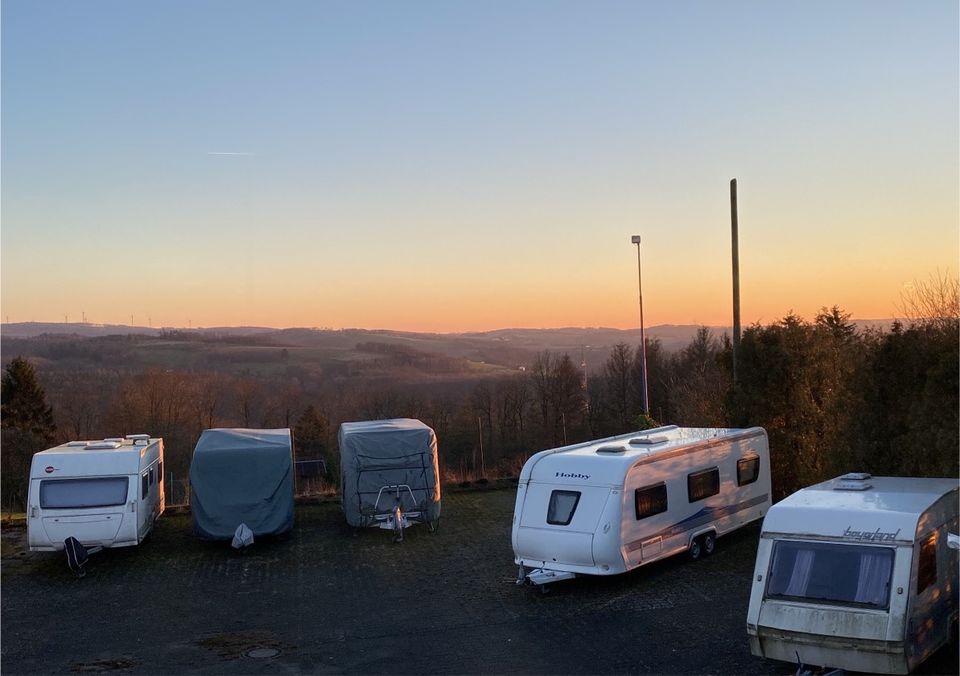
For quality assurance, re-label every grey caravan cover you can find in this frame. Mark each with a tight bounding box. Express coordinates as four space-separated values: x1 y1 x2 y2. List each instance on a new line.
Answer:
190 428 294 540
339 419 441 528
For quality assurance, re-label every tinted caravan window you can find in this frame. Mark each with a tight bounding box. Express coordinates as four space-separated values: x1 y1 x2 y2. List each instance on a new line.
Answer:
688 467 720 502
40 477 128 509
141 474 149 500
737 456 760 486
635 483 668 519
766 540 894 609
547 490 581 526
917 534 937 594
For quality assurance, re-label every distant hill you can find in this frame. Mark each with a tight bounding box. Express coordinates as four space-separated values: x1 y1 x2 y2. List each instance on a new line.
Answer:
1 319 897 377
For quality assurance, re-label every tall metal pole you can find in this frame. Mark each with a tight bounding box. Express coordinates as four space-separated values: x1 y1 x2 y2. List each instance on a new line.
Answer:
631 236 650 416
730 179 741 385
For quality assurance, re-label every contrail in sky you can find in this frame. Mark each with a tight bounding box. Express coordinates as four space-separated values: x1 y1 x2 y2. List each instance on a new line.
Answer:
206 151 256 156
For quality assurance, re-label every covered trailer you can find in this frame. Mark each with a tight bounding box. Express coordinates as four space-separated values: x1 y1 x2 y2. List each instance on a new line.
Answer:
189 428 294 542
747 474 959 674
339 419 441 537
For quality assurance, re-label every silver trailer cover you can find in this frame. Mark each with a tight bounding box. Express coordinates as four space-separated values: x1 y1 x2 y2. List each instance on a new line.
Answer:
189 428 294 540
339 419 441 528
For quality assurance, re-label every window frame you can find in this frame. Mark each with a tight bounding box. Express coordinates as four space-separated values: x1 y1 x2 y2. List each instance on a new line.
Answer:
141 473 149 500
39 477 129 510
635 482 669 520
737 455 760 486
687 467 720 503
765 539 896 610
546 490 581 526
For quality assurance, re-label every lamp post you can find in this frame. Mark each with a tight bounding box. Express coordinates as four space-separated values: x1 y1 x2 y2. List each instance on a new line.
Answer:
631 235 650 416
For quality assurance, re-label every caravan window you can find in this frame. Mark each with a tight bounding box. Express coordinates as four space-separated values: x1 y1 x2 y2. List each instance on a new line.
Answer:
737 456 760 486
688 467 720 502
766 540 894 609
158 461 163 483
40 477 128 509
141 474 149 500
917 534 937 594
547 490 581 526
635 483 668 519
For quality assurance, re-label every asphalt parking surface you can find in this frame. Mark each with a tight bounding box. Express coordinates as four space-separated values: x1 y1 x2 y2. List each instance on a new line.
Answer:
2 488 957 675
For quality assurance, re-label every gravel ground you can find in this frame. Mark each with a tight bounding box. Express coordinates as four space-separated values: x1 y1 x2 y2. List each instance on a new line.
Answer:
1 488 956 675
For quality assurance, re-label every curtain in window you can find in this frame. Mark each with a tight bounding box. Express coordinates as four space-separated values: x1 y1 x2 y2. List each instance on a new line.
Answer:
854 551 892 604
784 549 815 596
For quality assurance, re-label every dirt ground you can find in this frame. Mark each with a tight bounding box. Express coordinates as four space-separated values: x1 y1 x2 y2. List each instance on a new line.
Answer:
1 488 957 675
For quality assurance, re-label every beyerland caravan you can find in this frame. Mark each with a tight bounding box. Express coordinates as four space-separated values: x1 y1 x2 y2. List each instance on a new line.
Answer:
747 474 959 675
28 435 165 552
512 425 771 587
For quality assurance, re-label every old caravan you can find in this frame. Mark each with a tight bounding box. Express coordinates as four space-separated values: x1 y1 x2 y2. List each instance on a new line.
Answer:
512 425 770 587
28 435 165 552
747 474 959 674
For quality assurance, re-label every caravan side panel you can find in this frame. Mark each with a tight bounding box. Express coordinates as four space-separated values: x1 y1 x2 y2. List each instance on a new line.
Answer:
622 431 770 570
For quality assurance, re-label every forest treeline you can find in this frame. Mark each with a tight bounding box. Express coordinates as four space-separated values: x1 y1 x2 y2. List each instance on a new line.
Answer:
2 301 957 511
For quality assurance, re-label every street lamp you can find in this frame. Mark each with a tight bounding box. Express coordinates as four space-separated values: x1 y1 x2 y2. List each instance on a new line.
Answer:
631 235 650 416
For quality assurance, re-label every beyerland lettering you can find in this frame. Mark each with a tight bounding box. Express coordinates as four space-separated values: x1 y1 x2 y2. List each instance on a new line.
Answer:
842 526 901 542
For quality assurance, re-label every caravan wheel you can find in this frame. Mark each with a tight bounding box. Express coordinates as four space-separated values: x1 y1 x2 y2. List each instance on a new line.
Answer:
688 537 702 561
703 533 716 556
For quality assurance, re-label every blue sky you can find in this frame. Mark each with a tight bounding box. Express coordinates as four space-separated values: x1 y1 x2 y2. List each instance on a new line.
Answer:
2 1 957 330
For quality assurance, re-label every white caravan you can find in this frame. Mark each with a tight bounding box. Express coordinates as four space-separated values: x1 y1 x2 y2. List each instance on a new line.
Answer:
28 435 165 552
512 425 771 587
746 474 959 674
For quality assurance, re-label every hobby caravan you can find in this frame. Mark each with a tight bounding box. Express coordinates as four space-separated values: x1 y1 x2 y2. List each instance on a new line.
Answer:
747 474 959 674
28 435 165 552
512 425 771 587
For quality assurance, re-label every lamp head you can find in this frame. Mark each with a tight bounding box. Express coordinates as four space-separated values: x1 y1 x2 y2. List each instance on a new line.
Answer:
631 235 641 244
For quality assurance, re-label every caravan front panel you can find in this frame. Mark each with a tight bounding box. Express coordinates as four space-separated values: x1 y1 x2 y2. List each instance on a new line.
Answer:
515 483 614 572
747 475 959 675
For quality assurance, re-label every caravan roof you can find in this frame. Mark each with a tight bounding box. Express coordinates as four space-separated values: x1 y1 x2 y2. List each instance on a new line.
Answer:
30 437 160 477
762 476 958 542
523 426 766 486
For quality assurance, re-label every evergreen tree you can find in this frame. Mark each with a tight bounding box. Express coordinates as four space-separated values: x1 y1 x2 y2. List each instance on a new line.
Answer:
1 356 56 442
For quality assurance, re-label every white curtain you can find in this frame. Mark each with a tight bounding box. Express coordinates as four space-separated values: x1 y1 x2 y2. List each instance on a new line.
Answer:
785 549 815 596
855 551 892 604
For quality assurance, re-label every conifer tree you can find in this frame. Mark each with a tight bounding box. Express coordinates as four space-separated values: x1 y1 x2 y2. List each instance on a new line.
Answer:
1 356 56 443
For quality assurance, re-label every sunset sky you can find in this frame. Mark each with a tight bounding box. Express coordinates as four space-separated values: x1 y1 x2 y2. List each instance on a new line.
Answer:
2 1 957 332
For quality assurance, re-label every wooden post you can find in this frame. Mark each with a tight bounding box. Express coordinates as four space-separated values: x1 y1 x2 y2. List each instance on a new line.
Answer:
731 178 741 385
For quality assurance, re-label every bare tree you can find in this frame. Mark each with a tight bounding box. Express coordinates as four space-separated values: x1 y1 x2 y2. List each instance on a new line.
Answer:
898 270 959 330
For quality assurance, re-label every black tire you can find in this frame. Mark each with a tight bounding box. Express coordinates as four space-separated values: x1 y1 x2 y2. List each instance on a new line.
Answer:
688 536 702 561
703 532 716 556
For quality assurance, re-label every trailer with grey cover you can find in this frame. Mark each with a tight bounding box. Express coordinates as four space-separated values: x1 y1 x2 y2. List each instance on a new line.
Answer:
189 428 294 547
339 419 441 539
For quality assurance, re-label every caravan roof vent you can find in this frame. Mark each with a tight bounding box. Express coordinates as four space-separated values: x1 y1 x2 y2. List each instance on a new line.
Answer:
103 437 125 444
629 435 669 446
85 440 123 450
125 434 150 440
67 441 89 447
596 444 628 454
835 472 873 491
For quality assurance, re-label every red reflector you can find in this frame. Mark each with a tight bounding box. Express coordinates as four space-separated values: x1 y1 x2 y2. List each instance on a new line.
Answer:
44 466 54 473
